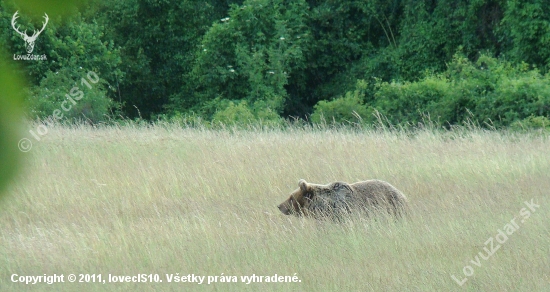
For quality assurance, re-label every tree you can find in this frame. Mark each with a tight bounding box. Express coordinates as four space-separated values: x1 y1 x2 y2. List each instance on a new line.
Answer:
183 0 310 120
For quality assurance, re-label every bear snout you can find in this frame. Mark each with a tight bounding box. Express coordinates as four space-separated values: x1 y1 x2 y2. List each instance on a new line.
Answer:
278 203 291 215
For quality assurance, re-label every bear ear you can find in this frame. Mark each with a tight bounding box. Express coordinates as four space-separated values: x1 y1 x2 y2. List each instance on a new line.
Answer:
298 179 309 192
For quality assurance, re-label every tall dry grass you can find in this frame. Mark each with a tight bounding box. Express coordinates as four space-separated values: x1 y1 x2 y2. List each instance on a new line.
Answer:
1 122 549 291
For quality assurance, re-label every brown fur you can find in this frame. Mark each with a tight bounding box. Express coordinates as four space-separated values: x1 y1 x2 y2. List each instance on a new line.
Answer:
277 179 408 219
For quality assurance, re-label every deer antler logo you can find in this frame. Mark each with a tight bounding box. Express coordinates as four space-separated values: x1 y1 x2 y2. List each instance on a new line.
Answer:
11 11 49 54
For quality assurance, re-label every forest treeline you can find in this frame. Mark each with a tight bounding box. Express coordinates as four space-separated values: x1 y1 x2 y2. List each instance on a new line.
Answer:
1 0 549 129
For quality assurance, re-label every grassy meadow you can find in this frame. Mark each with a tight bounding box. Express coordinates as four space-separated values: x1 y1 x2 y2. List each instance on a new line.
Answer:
1 122 549 291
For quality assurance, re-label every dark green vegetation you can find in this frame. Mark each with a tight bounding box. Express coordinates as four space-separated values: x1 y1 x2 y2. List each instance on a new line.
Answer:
0 52 24 199
1 0 549 129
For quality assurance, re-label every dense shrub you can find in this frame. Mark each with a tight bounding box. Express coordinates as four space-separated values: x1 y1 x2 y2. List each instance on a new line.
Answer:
511 116 550 131
475 70 550 127
363 54 550 128
310 80 369 124
188 0 310 117
210 99 282 126
2 0 550 128
27 68 114 123
370 76 451 126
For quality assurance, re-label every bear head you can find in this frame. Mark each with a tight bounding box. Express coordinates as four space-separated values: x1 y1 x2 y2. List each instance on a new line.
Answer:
277 179 352 216
277 179 312 215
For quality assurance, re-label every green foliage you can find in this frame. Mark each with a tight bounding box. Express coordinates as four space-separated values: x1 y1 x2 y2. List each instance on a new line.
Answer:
395 0 504 80
475 69 550 127
311 80 369 124
500 0 550 71
27 68 114 122
294 0 396 110
511 116 550 131
371 76 451 126
0 53 25 199
186 0 310 117
38 13 121 86
209 99 283 126
2 0 550 129
10 0 84 15
1 1 122 124
368 53 550 128
92 0 236 119
0 0 90 200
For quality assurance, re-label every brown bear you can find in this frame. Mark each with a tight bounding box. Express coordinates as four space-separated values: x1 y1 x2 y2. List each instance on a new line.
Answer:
277 179 408 219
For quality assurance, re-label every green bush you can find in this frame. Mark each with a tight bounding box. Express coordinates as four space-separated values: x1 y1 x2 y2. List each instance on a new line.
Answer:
187 0 310 115
211 99 283 126
27 67 115 123
511 116 550 131
367 53 550 128
474 70 550 127
311 80 370 124
371 75 451 126
0 53 24 199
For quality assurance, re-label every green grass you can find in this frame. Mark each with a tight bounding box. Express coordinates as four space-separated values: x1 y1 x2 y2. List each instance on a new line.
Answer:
1 122 549 291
